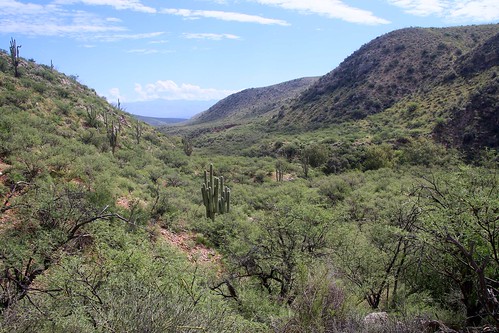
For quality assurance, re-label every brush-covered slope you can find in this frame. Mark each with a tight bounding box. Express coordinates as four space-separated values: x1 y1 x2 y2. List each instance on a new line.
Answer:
165 24 498 156
189 77 319 125
0 49 180 189
0 48 260 332
274 24 499 127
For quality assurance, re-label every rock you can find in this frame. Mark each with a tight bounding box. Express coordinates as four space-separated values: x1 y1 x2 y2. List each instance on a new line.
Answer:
363 311 388 326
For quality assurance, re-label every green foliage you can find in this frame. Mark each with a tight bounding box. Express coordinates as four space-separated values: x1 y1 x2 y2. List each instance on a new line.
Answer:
398 137 454 166
414 167 499 325
362 144 394 171
1 31 499 332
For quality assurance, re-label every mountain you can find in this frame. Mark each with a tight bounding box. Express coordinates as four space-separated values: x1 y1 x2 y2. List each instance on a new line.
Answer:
124 99 217 119
188 77 319 125
275 24 499 127
172 24 498 155
133 114 187 127
0 47 260 332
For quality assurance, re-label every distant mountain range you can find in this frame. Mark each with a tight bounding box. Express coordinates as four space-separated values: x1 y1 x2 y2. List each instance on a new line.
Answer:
124 99 217 119
132 115 187 127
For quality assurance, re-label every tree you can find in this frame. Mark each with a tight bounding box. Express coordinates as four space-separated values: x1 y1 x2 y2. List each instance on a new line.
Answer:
416 168 498 326
333 192 421 309
300 144 328 178
0 183 127 311
275 159 287 182
182 136 193 156
219 186 334 304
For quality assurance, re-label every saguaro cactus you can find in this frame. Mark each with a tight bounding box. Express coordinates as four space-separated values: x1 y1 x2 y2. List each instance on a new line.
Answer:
107 120 119 155
201 164 230 221
9 38 21 77
276 159 285 182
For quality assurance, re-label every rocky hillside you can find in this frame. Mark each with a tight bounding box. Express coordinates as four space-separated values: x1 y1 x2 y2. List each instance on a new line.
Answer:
163 24 498 157
188 77 319 124
275 25 499 126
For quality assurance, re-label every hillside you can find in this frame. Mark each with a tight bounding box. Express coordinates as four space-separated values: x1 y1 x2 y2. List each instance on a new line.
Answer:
1 30 498 333
0 48 258 331
163 24 499 158
276 24 499 126
188 76 319 124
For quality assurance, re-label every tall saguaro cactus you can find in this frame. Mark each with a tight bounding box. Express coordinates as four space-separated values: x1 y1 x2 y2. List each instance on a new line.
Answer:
9 38 21 77
201 164 230 221
107 120 119 155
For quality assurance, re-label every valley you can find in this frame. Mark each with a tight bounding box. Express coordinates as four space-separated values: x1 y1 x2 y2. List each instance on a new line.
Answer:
0 24 498 333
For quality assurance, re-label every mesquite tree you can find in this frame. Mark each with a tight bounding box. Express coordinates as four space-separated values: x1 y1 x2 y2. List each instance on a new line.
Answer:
416 168 498 326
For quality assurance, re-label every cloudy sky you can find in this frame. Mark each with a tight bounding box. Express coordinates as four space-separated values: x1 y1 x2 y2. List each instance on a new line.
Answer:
0 0 498 116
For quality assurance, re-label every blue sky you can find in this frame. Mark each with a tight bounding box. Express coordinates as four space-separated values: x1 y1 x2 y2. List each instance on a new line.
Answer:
1 0 498 117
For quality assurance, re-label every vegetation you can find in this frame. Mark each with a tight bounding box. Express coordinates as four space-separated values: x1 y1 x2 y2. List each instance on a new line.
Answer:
1 24 498 333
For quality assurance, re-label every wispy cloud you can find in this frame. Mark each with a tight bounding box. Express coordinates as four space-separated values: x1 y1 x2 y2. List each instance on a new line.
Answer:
133 80 237 101
388 0 499 21
93 31 165 42
161 8 290 26
54 0 157 13
253 0 390 25
149 40 169 44
0 0 164 38
448 0 499 21
0 0 124 36
183 33 241 40
388 0 449 16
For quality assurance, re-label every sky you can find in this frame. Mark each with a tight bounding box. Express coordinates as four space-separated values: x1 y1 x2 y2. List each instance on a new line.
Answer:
0 0 498 117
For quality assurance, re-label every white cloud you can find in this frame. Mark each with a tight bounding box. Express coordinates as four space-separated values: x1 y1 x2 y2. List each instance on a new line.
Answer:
93 31 165 42
0 0 49 15
134 80 237 101
0 16 125 37
449 0 499 21
0 0 125 36
108 87 122 101
161 8 290 26
388 0 499 21
149 40 169 44
0 4 164 40
106 17 122 22
54 0 157 13
253 0 390 25
388 0 449 16
183 33 241 40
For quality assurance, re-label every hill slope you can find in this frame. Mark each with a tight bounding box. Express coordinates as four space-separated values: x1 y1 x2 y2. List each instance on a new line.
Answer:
164 24 499 156
275 25 499 126
188 77 319 125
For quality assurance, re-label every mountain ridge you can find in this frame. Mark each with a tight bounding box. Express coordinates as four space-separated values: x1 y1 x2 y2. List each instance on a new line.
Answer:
276 24 499 126
188 76 319 125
